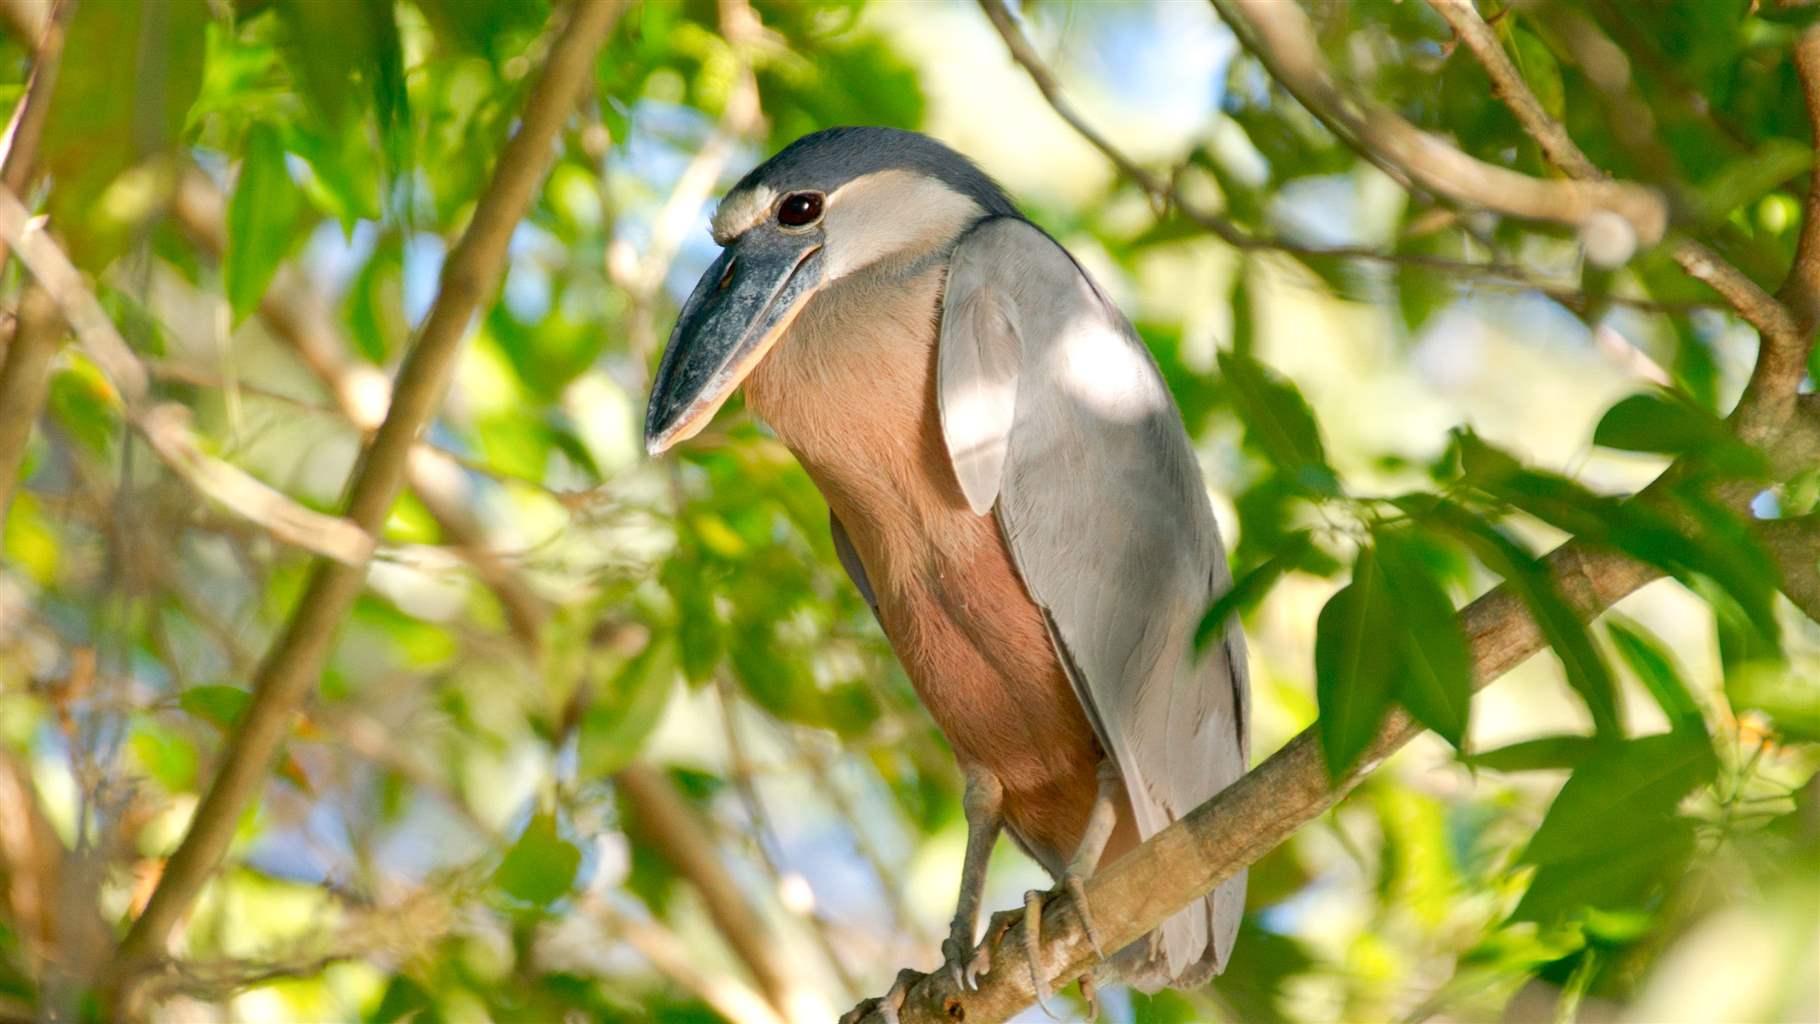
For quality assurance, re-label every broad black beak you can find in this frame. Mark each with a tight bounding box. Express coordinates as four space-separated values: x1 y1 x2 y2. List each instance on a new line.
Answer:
644 232 825 454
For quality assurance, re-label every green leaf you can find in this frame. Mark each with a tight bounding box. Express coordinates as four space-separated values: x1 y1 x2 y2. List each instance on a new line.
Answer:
1592 390 1767 476
1314 547 1399 778
1217 351 1337 494
1509 29 1565 122
1726 663 1820 741
1411 494 1622 737
1376 529 1471 746
1194 532 1314 650
1691 138 1814 227
577 639 676 779
1464 735 1599 773
1522 731 1717 866
42 0 208 268
1605 617 1703 732
493 810 581 907
1512 819 1694 925
226 123 306 324
180 684 252 730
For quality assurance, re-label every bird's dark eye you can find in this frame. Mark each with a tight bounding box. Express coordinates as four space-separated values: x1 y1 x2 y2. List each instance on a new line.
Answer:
777 192 823 227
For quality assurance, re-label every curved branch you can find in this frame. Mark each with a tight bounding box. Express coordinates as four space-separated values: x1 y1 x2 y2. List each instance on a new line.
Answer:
1426 0 1807 433
110 0 623 984
975 0 1688 322
1211 0 1667 247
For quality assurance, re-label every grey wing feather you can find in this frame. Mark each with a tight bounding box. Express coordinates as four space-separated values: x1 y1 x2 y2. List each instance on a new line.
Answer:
936 217 1250 982
829 512 880 621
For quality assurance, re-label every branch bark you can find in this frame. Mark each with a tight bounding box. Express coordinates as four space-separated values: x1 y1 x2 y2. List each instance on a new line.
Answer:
1426 0 1810 434
1210 0 1667 247
976 0 1689 324
110 0 622 984
0 284 58 526
169 170 549 650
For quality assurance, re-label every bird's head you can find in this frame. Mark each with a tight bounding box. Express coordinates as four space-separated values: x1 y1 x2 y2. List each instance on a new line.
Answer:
643 126 1017 455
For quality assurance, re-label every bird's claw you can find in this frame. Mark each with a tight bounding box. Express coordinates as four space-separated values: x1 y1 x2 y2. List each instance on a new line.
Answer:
943 909 1015 991
1063 871 1106 959
941 935 992 992
839 967 923 1024
1023 889 1059 1019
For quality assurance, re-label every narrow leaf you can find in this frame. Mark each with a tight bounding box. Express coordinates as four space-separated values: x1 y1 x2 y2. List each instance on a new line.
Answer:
1376 529 1472 746
1464 735 1599 773
1218 351 1336 494
1195 532 1314 650
226 124 306 324
1314 547 1398 778
1605 617 1703 733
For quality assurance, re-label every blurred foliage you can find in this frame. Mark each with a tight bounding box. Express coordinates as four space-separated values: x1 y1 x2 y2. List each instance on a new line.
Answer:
0 0 1817 1022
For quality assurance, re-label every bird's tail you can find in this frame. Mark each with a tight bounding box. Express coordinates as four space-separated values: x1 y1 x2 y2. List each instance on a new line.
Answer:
1108 868 1246 993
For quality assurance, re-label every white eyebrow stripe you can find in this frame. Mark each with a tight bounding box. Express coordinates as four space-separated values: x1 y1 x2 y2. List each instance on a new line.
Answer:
710 184 777 244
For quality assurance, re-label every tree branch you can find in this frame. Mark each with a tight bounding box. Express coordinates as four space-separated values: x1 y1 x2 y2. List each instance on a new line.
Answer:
1426 0 1808 433
109 0 622 985
0 284 58 527
616 762 831 1024
0 187 376 564
168 169 549 650
1210 0 1667 248
1779 25 1820 329
975 0 1690 324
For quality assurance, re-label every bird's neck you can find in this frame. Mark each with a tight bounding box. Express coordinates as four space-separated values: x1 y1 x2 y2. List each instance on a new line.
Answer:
743 258 971 530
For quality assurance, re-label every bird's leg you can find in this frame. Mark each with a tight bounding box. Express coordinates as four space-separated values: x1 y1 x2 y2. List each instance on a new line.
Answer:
1063 760 1121 955
941 767 1004 991
1023 761 1122 1013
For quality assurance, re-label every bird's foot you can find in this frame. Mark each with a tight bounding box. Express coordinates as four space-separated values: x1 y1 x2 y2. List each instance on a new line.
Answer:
942 909 1014 991
839 967 922 1024
1080 972 1102 1022
1062 870 1106 959
1023 875 1108 1020
1022 889 1060 1019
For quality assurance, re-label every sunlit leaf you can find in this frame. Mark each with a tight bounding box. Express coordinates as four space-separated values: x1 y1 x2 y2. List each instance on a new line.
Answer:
493 810 581 907
226 123 305 324
578 639 676 779
1218 351 1337 494
1377 528 1471 747
1464 735 1599 773
1522 730 1717 866
1606 617 1704 733
1315 547 1398 777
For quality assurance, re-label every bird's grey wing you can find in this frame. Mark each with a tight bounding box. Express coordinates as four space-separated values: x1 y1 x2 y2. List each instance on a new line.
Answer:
936 216 1250 980
829 512 880 622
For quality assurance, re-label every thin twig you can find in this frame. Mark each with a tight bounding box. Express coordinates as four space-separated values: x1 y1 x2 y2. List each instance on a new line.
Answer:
1212 0 1667 245
975 0 1687 321
587 896 789 1024
0 187 376 564
615 762 831 1024
109 0 623 988
1426 0 1807 434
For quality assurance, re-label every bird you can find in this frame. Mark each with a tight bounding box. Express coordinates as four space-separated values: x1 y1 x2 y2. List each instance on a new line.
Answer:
644 126 1248 1021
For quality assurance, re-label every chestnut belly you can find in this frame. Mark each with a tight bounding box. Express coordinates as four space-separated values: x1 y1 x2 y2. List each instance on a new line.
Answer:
854 509 1137 872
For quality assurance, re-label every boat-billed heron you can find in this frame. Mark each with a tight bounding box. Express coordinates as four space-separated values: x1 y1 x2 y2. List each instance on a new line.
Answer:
645 127 1248 1018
